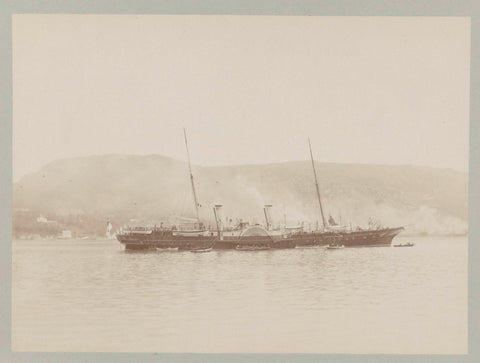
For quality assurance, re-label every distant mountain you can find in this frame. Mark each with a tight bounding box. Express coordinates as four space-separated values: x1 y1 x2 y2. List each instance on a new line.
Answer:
13 154 468 235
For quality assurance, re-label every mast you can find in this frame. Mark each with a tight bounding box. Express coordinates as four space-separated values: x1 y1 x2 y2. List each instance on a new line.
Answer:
213 205 223 239
263 205 272 230
183 128 200 223
308 137 326 230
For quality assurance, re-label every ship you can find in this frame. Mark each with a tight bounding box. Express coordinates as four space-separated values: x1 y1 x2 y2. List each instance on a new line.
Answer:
117 131 403 250
288 138 403 247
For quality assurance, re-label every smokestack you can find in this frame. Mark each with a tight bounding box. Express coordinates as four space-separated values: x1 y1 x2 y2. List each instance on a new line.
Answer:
263 205 273 230
213 205 224 240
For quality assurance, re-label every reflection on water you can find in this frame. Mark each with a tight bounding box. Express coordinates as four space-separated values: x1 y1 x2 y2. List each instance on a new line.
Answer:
12 237 467 353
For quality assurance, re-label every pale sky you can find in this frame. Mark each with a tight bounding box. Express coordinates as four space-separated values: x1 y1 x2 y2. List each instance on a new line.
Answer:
13 15 470 181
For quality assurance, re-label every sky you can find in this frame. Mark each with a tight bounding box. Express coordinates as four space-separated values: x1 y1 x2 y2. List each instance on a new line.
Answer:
12 15 470 181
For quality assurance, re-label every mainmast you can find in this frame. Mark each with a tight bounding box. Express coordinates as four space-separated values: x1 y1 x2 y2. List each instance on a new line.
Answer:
183 128 200 223
308 137 326 230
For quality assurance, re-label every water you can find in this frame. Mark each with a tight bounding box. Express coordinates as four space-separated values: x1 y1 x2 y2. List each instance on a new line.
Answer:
12 237 467 354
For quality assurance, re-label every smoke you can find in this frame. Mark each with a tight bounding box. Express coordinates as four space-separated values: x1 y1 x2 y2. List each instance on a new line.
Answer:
197 174 468 235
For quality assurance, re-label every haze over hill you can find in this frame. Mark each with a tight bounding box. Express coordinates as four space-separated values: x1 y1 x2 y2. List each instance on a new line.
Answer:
13 154 468 236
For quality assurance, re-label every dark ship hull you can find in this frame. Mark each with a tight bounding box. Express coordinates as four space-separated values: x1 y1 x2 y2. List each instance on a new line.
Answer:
117 226 297 251
291 227 404 247
213 235 296 250
117 226 402 250
117 229 215 250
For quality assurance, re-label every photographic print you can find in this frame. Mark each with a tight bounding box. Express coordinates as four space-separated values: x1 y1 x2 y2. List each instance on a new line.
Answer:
12 15 469 354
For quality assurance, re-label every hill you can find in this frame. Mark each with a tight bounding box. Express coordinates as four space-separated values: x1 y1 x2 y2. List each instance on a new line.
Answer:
13 154 468 237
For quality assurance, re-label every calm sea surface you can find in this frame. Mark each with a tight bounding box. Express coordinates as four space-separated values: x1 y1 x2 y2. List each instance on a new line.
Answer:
12 236 467 354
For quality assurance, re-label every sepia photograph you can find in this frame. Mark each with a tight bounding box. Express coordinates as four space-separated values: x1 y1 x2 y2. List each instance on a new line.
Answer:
11 15 469 354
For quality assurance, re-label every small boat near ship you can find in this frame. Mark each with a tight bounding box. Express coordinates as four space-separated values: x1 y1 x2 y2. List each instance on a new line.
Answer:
295 244 322 249
326 244 344 250
393 242 415 247
155 247 179 252
235 244 271 251
190 247 213 253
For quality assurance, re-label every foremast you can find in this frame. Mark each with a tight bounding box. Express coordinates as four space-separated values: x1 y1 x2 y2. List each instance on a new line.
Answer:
183 128 201 224
308 137 326 230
